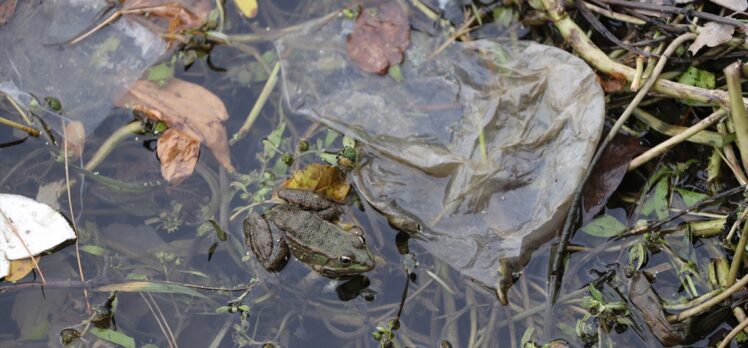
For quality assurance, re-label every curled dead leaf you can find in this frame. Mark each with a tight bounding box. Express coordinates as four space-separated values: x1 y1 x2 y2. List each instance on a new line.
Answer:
124 0 212 35
582 134 647 223
709 0 748 12
689 22 735 55
63 120 86 160
118 78 234 174
598 74 627 93
346 1 410 75
157 128 200 184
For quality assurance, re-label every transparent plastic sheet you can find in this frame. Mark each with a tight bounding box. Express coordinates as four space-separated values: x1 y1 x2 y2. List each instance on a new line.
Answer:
0 0 167 138
276 15 604 290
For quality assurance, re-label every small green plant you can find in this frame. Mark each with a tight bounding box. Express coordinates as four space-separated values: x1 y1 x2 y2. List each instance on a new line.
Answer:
372 319 399 348
145 201 184 233
577 283 628 345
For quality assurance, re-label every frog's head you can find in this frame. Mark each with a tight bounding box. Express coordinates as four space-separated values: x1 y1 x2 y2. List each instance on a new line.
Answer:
316 229 375 278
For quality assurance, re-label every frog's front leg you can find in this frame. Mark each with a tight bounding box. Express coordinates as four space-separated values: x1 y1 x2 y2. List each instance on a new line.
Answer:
243 212 290 272
277 188 343 220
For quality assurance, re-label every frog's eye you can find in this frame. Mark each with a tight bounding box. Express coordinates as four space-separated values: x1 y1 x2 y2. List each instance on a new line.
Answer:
339 255 353 266
353 236 366 248
350 227 364 237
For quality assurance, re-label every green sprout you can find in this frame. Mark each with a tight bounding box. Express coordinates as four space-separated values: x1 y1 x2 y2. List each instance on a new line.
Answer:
372 319 399 347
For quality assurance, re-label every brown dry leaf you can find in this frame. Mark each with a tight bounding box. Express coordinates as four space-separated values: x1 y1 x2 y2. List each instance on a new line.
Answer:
5 257 37 282
709 0 748 12
582 134 647 223
118 79 234 172
598 75 627 93
157 128 200 184
63 121 86 160
346 1 410 75
123 0 212 35
282 163 350 203
689 22 735 55
0 0 16 26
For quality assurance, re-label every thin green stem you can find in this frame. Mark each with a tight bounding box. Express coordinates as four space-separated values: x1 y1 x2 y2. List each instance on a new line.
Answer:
718 316 748 348
0 116 39 137
633 107 728 147
668 272 748 322
583 1 645 25
539 0 735 105
628 108 727 170
727 219 748 286
6 95 33 126
84 122 142 172
724 62 748 174
231 62 281 145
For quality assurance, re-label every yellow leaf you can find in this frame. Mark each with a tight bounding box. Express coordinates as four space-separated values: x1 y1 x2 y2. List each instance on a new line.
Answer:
233 0 258 18
5 257 37 282
282 164 350 202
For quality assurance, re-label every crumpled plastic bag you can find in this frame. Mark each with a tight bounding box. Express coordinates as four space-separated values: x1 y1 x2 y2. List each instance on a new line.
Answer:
275 14 604 291
0 0 167 137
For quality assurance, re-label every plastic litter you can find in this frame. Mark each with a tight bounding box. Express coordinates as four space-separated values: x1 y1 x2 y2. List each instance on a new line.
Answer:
0 0 167 138
276 14 604 291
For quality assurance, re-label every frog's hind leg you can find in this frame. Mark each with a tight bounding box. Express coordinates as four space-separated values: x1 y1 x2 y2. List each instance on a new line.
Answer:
277 188 343 220
244 213 290 272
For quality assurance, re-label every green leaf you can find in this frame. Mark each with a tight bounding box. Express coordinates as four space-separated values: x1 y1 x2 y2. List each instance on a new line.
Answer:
342 135 356 149
176 270 209 278
675 188 707 207
736 331 748 343
95 281 208 299
263 122 285 158
677 66 716 89
388 64 404 82
642 178 669 219
146 62 175 86
319 152 338 166
153 121 168 134
323 129 340 148
628 242 647 271
89 328 135 348
125 273 149 280
580 215 625 237
520 327 535 347
81 245 108 256
677 67 716 105
492 6 515 27
208 218 227 241
588 284 603 302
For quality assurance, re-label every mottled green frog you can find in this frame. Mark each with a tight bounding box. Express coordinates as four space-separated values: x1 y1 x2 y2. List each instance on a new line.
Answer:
243 188 375 277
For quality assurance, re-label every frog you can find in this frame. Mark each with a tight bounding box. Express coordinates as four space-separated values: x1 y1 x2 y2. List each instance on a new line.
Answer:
243 188 375 278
